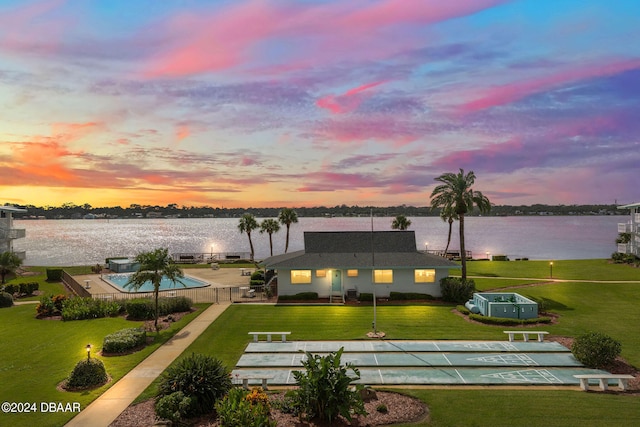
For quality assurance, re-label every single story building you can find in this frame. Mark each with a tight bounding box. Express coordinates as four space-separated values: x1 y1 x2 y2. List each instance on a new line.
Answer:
261 231 459 300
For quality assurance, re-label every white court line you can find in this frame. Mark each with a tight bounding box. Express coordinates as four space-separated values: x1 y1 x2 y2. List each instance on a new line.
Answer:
373 353 380 366
290 353 297 366
378 369 385 384
441 353 453 366
433 342 441 351
454 369 466 384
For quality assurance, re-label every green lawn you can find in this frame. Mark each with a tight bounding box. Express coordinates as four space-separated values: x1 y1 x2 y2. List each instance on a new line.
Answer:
0 303 207 427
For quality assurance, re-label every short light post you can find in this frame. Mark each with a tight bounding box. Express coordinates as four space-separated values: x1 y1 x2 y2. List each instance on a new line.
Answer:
86 344 92 360
425 242 429 253
549 262 553 279
486 252 490 260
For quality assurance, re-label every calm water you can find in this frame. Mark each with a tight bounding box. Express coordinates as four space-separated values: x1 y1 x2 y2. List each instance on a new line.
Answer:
13 216 623 266
104 273 210 293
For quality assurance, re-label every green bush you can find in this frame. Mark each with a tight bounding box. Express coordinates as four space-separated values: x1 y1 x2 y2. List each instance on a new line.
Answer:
456 305 470 315
389 292 434 301
0 292 13 308
440 277 476 304
19 282 39 296
61 297 122 321
492 255 509 261
215 387 275 427
46 268 63 282
250 270 265 281
158 296 192 315
66 358 108 389
36 294 67 317
103 328 147 354
3 283 19 295
125 296 192 320
289 348 366 423
468 313 551 326
155 391 192 424
157 353 232 417
277 292 318 301
358 293 373 302
571 332 622 369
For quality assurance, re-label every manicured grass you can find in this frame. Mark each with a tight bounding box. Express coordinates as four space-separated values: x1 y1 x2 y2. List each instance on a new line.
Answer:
0 303 208 427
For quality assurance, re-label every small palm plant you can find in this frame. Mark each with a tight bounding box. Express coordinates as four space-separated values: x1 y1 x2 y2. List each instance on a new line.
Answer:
391 214 411 230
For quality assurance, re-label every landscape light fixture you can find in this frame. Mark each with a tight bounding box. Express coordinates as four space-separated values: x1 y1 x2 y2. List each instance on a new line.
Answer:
86 344 92 360
549 262 554 279
425 242 429 252
486 252 490 260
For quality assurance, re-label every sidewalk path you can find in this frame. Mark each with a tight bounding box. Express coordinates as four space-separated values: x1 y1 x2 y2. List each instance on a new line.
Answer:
65 301 232 427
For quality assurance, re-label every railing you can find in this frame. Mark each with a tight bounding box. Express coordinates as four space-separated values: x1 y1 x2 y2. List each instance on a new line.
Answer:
90 285 267 304
171 252 252 263
635 213 640 223
0 227 26 239
618 222 632 233
62 271 92 297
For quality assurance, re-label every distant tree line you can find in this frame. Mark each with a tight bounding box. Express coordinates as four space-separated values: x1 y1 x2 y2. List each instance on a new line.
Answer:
3 202 627 220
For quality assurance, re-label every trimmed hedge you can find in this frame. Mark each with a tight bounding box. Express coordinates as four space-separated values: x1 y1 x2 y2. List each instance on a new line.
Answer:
61 297 123 321
103 327 147 354
125 296 192 320
0 292 13 308
4 282 39 297
468 313 552 326
358 293 373 302
66 358 108 389
389 292 434 301
571 331 622 369
46 268 63 282
277 292 319 301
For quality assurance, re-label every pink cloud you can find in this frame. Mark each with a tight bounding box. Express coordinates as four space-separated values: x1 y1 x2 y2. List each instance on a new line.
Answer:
142 0 510 78
459 58 640 113
316 81 386 114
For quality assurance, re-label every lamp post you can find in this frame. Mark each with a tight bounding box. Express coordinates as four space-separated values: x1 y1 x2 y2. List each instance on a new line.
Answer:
86 344 92 360
549 262 553 279
486 252 490 260
425 242 429 253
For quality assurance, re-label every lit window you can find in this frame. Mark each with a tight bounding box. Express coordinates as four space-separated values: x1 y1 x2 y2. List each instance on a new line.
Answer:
414 269 436 283
347 269 358 277
291 270 312 284
374 269 393 283
316 269 327 277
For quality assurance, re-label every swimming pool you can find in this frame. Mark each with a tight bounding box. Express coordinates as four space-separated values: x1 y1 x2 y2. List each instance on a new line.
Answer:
104 273 210 293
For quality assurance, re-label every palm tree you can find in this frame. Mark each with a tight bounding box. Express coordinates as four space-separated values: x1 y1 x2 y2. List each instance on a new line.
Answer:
439 204 459 255
238 213 259 260
278 208 298 253
430 169 491 279
391 215 412 230
260 218 281 256
124 248 184 332
0 251 22 284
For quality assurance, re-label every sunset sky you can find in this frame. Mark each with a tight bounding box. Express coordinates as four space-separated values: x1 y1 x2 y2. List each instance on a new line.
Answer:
1 0 639 208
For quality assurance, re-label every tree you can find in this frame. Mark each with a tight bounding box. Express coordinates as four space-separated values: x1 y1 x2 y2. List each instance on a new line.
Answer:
438 204 459 255
125 248 184 332
430 169 491 279
391 214 411 230
238 213 259 260
0 251 22 284
259 218 281 256
278 208 298 253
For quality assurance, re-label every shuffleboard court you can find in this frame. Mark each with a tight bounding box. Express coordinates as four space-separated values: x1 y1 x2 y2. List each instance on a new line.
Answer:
232 340 614 387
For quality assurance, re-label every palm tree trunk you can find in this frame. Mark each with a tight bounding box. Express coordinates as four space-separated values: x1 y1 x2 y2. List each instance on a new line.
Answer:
269 233 274 256
445 218 453 254
285 225 291 253
459 214 467 280
247 232 255 260
154 285 160 333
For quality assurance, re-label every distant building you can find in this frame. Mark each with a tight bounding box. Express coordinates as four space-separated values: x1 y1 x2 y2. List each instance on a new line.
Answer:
261 231 459 301
617 202 640 257
0 206 27 260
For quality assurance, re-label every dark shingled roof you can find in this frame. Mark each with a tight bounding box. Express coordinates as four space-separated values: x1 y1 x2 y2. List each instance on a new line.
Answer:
261 231 459 269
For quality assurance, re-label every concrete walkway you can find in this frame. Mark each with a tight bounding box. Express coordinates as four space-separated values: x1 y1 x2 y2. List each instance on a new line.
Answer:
65 301 232 427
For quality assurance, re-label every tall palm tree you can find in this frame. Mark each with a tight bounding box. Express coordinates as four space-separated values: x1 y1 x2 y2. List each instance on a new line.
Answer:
278 208 298 253
260 218 281 256
0 251 22 284
391 215 411 230
430 169 491 279
238 213 259 260
125 248 184 332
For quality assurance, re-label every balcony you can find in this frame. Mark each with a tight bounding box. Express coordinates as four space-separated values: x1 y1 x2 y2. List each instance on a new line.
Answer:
635 213 640 223
618 222 632 233
618 243 631 254
0 227 26 239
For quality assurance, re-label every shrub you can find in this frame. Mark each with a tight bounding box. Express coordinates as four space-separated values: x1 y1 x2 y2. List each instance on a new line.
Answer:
358 293 373 302
289 347 366 423
66 358 108 389
3 283 19 295
36 294 67 317
46 268 63 282
158 295 192 315
125 299 154 320
456 305 470 315
376 403 388 414
155 391 192 424
250 270 265 281
19 282 39 296
157 353 232 417
61 297 122 321
440 277 476 304
215 387 275 427
571 332 622 369
103 328 147 354
468 313 551 326
0 292 13 308
277 292 318 301
389 292 434 301
492 255 509 261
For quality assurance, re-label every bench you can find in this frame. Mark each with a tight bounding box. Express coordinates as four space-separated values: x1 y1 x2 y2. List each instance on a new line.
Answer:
504 330 549 342
241 268 252 276
248 289 256 298
574 374 635 391
248 332 291 342
238 375 273 390
210 262 219 270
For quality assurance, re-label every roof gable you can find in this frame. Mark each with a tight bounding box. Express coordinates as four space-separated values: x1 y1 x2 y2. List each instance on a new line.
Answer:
304 231 416 253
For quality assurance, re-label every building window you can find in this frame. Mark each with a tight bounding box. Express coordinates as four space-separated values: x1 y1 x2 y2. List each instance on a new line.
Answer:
374 269 393 283
347 269 358 277
315 269 327 277
291 270 312 284
414 269 436 283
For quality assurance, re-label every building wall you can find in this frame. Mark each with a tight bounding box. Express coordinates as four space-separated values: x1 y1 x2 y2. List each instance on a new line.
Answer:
277 267 446 298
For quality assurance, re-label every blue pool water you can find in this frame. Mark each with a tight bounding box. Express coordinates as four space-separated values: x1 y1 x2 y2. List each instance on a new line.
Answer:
105 274 209 293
